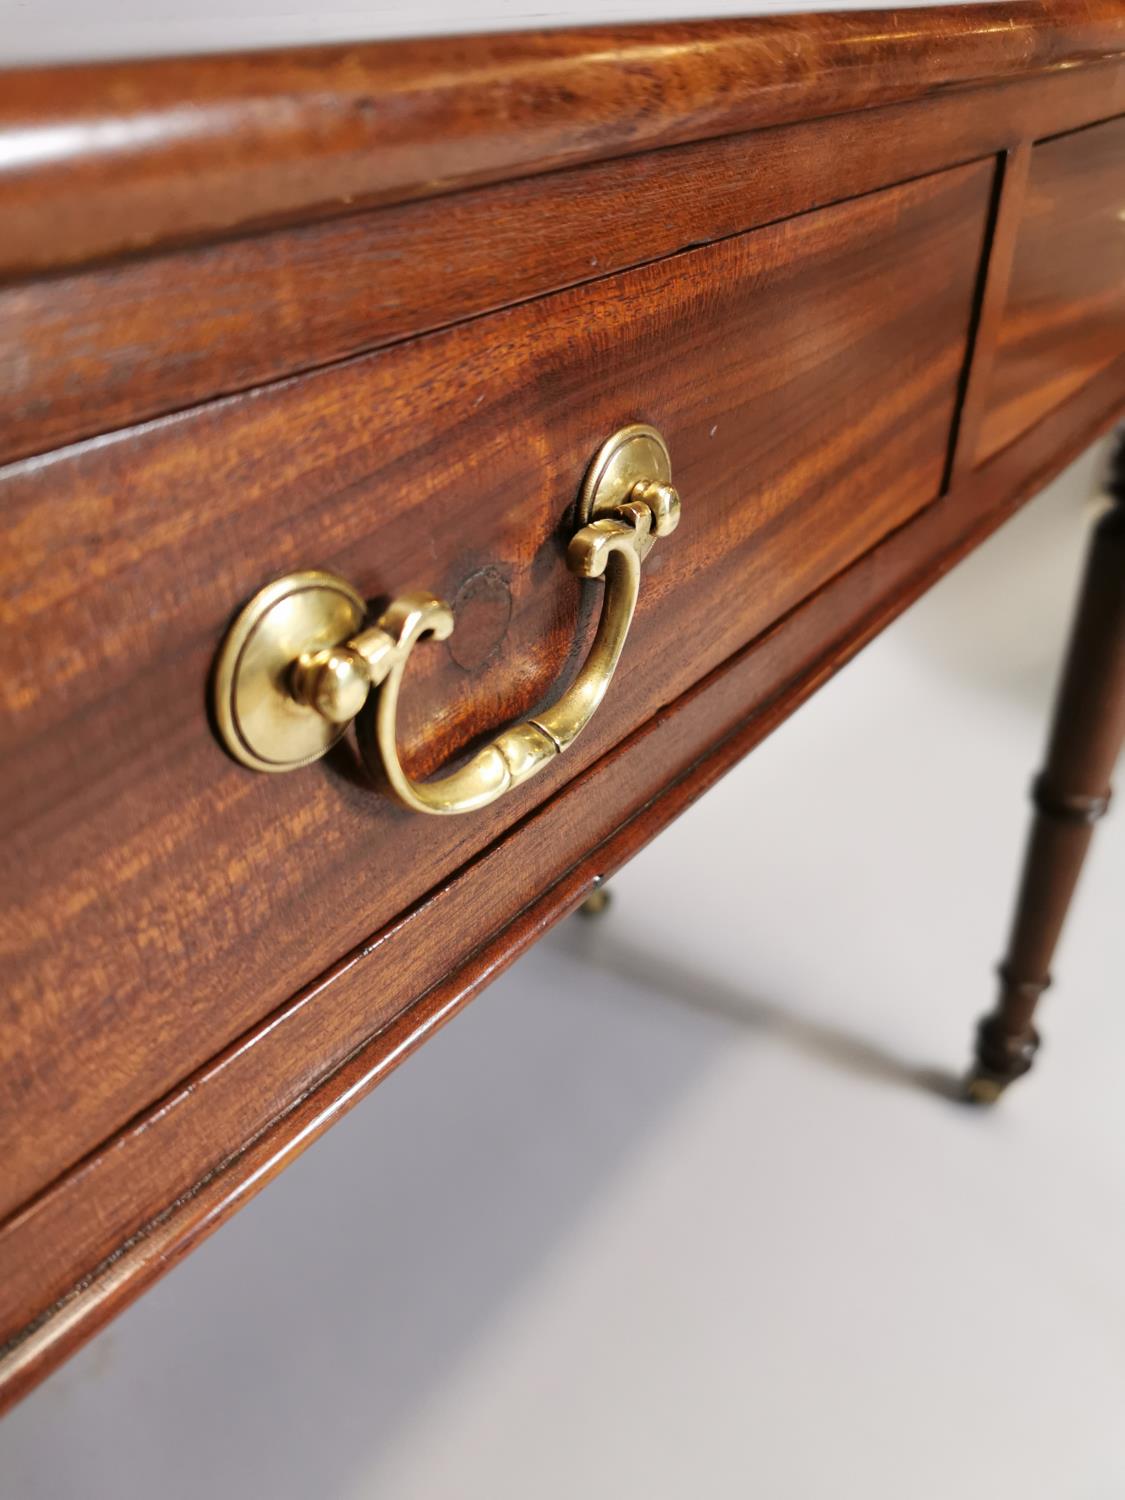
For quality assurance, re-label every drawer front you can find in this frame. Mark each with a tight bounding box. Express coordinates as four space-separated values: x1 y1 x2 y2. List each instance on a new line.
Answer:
977 114 1125 463
0 160 991 1213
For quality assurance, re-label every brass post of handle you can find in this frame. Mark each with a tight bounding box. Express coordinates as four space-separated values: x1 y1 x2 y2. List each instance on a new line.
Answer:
212 424 680 815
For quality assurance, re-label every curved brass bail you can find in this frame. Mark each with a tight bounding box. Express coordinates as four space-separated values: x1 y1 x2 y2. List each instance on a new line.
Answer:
357 500 656 815
211 424 680 812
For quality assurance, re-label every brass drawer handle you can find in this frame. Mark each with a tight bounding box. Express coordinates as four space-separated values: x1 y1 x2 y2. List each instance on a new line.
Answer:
213 424 680 815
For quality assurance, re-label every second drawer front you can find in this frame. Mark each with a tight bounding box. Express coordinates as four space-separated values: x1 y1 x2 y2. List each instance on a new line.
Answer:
0 159 992 1214
977 114 1125 464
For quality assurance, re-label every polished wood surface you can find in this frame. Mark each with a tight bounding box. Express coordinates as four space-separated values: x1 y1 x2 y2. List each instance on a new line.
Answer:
1 1 1121 279
2 357 1121 1413
4 63 1122 466
973 445 1125 1092
1 2 1123 1415
0 162 991 1221
976 114 1125 463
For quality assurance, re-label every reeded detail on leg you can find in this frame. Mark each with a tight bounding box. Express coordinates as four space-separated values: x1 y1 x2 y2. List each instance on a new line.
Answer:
996 962 1051 1004
1031 773 1111 824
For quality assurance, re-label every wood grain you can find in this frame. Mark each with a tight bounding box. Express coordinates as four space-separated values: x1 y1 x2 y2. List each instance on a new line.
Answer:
3 10 1122 1415
4 64 1123 466
0 161 992 1219
2 351 1122 1418
976 114 1125 463
0 1 1121 280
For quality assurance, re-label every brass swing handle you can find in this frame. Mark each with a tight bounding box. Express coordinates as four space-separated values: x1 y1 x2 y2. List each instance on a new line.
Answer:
213 424 681 816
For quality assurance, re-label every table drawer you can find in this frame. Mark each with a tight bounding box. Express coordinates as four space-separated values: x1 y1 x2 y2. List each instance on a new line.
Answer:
977 114 1125 463
0 159 992 1214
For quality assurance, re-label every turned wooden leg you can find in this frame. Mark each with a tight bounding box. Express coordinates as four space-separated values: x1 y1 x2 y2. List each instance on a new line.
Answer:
968 440 1125 1103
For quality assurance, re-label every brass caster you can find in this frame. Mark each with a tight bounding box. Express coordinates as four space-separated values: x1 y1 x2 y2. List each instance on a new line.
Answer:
578 884 612 918
964 1070 1008 1106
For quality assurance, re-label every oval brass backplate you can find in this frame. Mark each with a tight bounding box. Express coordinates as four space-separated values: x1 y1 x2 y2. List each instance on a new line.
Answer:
214 570 366 772
576 422 673 527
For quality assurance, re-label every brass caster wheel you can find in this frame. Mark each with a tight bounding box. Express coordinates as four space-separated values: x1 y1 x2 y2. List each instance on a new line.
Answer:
578 884 612 918
964 1070 1008 1106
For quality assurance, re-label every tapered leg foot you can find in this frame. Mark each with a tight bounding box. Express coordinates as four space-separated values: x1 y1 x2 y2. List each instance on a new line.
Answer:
967 438 1125 1100
965 1004 1041 1104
